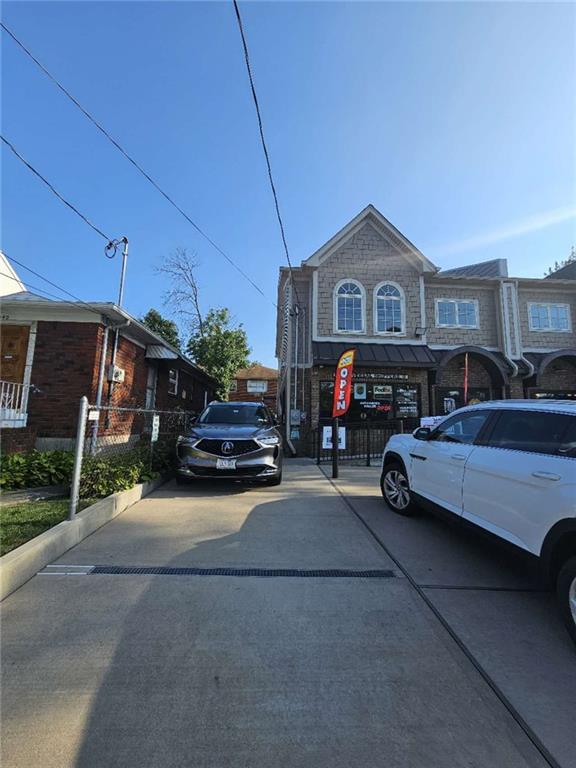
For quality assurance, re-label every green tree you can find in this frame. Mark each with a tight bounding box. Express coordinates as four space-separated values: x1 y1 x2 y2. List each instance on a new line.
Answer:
187 308 250 399
141 309 181 350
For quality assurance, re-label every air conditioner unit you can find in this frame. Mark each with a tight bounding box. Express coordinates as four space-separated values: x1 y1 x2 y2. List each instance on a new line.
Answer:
107 364 125 383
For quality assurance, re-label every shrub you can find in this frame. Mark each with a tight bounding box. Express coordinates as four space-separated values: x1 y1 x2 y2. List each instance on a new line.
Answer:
1 442 176 496
0 450 74 490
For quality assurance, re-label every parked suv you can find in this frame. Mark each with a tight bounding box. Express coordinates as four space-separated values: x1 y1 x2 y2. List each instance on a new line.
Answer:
380 401 576 644
176 401 283 485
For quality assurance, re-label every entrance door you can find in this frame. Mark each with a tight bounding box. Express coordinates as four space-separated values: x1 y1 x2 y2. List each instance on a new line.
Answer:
1 325 30 382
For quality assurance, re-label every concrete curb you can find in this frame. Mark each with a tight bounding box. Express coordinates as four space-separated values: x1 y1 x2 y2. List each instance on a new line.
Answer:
0 476 166 601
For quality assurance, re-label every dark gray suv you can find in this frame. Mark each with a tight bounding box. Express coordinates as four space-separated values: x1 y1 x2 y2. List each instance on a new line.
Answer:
176 402 283 485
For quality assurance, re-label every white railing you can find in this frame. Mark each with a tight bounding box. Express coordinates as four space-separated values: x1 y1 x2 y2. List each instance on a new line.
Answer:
0 380 31 428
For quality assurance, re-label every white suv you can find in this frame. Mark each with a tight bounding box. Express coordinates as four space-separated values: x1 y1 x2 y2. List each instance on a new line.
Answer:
380 400 576 644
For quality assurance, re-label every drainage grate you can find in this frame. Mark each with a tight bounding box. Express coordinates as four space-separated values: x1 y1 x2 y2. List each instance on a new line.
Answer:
89 565 395 578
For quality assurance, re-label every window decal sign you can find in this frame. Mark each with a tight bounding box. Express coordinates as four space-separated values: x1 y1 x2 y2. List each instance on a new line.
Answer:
332 348 356 418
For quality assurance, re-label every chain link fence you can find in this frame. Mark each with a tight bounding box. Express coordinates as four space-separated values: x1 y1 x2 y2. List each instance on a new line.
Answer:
69 397 194 517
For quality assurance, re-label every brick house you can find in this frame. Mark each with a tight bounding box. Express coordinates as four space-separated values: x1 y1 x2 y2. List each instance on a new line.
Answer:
229 364 278 410
0 290 217 453
276 205 576 450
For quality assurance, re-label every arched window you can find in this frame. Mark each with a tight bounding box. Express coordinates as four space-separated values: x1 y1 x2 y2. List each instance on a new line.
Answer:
375 282 404 334
335 280 364 333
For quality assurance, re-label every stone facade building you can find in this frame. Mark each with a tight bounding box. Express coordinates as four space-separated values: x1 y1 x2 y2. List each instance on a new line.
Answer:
275 205 575 450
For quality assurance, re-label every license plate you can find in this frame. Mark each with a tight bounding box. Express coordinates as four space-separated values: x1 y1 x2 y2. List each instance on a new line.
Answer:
216 458 236 470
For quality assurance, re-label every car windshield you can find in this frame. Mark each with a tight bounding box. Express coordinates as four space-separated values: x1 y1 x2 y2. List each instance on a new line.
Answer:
198 404 270 426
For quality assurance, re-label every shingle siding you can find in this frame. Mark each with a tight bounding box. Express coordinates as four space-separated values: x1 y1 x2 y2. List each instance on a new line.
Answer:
518 288 576 348
425 285 500 347
316 223 421 338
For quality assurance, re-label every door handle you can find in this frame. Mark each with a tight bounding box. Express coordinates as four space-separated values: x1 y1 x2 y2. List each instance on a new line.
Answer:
451 454 467 461
532 471 561 481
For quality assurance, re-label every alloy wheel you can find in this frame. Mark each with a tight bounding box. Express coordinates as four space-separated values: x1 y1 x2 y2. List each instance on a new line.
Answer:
384 470 410 510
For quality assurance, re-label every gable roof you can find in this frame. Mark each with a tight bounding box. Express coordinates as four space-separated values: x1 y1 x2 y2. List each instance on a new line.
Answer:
303 204 438 273
438 258 508 279
235 364 278 380
544 260 576 280
0 292 216 384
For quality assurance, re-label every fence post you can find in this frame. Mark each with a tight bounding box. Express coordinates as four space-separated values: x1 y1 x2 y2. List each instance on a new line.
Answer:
366 420 371 467
399 419 404 434
69 396 89 521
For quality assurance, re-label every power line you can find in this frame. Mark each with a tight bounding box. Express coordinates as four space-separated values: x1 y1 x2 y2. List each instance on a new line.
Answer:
3 252 104 312
1 21 276 308
0 265 104 317
231 0 301 308
1 135 112 242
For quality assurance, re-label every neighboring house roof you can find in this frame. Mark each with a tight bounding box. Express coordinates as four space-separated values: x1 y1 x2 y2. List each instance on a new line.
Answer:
544 261 576 280
302 204 438 273
0 293 216 385
0 252 26 296
235 364 278 380
438 258 508 278
1 290 53 302
312 341 438 367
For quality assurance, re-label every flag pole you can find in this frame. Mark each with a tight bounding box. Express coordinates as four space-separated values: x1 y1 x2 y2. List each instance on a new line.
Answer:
332 416 339 479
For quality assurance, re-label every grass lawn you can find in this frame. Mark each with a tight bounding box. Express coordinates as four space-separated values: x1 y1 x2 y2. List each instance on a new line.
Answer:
0 499 94 556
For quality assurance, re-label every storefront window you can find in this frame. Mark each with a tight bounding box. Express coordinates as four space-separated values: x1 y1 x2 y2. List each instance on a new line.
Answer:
435 387 490 415
319 378 420 421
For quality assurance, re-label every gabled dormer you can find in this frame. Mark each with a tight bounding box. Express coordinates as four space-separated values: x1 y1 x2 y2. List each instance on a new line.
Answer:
304 205 437 341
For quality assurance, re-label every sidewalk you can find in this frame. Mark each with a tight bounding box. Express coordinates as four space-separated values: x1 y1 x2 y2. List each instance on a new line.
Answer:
1 461 555 768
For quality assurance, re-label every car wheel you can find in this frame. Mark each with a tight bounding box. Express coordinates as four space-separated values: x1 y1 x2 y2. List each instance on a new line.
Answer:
557 556 576 646
264 472 282 486
380 462 418 516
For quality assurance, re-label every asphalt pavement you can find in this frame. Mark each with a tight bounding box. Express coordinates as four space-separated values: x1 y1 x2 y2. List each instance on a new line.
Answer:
1 460 573 768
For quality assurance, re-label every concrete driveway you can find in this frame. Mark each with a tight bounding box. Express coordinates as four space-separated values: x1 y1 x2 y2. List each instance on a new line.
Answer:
1 460 573 768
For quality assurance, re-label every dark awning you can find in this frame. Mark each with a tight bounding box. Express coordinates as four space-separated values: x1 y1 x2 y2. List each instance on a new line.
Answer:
312 342 438 368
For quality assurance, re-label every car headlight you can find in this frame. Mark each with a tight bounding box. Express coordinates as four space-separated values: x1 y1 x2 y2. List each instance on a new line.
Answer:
258 435 280 446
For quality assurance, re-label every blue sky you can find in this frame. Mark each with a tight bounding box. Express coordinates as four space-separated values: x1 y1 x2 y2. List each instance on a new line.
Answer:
2 1 575 366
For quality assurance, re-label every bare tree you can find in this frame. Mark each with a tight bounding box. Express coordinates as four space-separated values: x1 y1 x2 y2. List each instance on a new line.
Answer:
157 248 204 335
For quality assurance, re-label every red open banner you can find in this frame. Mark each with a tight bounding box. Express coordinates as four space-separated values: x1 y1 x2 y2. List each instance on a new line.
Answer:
332 349 356 418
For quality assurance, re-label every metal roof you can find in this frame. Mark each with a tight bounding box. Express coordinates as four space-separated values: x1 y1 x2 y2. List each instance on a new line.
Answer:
438 258 508 278
312 342 438 367
544 261 576 280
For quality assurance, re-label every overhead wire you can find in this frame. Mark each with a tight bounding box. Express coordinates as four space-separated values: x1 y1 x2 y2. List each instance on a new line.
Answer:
231 0 301 309
1 21 276 308
1 135 112 242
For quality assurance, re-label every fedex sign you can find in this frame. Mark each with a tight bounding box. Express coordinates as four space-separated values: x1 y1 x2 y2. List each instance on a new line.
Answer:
332 348 356 418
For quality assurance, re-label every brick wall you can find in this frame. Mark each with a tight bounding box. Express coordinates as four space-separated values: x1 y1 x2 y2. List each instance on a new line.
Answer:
316 223 422 338
230 378 278 410
155 364 213 414
26 321 101 438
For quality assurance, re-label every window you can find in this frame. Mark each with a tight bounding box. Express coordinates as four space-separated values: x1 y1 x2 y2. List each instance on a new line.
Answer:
528 303 570 332
247 380 268 393
168 368 178 395
229 380 238 393
375 282 404 334
436 299 478 328
199 404 271 426
487 410 570 456
335 280 364 333
559 417 576 458
430 411 490 445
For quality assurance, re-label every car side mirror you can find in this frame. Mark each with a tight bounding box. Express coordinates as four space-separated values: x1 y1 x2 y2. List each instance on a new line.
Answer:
413 427 431 440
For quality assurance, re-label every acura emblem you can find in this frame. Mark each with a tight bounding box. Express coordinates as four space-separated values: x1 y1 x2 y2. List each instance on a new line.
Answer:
221 441 234 455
